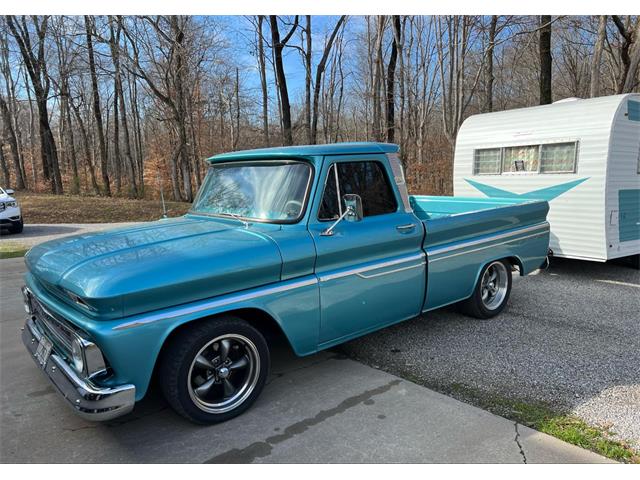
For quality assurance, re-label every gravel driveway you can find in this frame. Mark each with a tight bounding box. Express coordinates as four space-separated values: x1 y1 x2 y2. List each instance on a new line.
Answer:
338 258 640 451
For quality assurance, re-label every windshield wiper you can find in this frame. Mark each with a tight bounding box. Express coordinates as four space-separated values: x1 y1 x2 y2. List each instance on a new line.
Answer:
216 212 250 228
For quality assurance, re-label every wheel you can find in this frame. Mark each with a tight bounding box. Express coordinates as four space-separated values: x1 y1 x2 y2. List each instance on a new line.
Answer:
9 218 23 234
459 260 512 319
158 316 269 424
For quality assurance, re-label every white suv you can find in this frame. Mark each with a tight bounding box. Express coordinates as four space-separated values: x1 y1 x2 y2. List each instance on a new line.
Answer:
0 187 23 234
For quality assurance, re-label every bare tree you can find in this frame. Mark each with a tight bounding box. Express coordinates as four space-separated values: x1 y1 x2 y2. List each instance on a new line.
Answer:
310 15 346 144
85 15 111 195
6 15 63 193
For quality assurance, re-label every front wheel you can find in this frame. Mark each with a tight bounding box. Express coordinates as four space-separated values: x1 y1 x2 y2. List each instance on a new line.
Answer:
159 316 269 424
8 218 23 234
459 260 512 319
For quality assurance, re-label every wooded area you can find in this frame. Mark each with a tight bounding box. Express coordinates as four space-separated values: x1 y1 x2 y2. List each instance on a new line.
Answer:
1 15 639 199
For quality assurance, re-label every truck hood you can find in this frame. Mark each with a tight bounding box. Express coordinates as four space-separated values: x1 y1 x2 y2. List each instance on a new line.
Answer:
25 217 282 319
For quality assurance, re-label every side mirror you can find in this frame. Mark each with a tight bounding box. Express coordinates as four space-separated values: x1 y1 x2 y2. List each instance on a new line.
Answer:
320 194 364 236
5 189 14 195
343 194 363 222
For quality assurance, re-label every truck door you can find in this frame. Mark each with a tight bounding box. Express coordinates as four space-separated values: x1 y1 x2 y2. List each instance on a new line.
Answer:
308 155 426 347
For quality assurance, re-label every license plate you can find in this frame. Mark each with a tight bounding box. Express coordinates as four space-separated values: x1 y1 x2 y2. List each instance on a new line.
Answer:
35 336 53 367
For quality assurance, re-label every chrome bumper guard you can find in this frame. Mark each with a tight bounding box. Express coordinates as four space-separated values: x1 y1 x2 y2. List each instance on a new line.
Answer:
22 317 135 421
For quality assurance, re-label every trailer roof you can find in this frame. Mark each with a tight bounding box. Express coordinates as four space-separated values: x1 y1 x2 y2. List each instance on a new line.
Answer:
207 142 399 163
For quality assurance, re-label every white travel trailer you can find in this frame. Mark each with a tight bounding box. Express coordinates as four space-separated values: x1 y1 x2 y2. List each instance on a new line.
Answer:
453 93 640 264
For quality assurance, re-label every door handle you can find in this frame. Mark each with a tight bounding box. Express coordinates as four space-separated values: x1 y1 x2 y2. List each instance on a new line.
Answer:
396 223 416 233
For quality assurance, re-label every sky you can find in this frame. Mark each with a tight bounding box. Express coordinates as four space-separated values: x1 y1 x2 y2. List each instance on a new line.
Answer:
218 15 360 104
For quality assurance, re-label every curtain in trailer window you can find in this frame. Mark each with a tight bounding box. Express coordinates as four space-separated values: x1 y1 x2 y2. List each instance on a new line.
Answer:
503 145 539 173
474 148 501 174
540 143 576 173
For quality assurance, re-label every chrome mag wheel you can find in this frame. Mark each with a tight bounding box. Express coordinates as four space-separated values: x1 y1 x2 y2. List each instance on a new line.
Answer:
480 261 509 310
187 334 260 414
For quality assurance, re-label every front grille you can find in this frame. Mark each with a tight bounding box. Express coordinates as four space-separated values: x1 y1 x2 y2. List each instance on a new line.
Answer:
29 294 77 359
0 203 5 212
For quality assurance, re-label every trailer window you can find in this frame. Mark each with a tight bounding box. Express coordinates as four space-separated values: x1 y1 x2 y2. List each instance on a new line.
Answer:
503 145 539 173
540 142 577 173
473 148 502 174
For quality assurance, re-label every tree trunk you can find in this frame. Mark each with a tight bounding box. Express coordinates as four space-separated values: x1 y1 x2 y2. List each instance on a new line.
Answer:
0 94 26 188
71 99 100 195
590 15 607 98
269 16 298 146
622 19 640 93
304 15 312 143
256 16 269 145
0 144 10 187
539 15 553 105
310 15 346 145
85 15 111 196
385 16 400 143
483 16 498 112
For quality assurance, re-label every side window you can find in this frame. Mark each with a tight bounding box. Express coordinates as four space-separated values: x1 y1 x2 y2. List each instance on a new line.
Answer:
503 145 539 173
473 148 502 175
318 164 340 221
540 142 577 173
318 161 398 221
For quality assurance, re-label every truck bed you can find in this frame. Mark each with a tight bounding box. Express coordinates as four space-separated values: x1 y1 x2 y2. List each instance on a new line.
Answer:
410 195 549 255
410 195 550 311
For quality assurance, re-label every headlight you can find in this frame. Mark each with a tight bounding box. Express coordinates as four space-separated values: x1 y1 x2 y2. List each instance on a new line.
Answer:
71 335 106 378
21 287 32 314
5 201 17 208
71 338 85 373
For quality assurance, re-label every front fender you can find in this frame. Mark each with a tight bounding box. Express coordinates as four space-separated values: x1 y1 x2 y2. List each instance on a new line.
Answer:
26 273 320 401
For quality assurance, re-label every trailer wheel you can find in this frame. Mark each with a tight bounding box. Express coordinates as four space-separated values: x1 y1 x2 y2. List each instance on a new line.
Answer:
159 316 269 424
460 260 512 319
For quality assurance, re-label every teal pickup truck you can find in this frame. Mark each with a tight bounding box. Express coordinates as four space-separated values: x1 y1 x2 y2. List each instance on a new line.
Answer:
21 143 550 424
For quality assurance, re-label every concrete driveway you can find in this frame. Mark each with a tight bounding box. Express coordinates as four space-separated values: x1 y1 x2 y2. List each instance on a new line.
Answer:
0 257 609 463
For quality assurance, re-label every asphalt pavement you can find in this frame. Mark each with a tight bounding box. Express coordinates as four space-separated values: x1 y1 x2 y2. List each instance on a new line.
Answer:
0 257 610 463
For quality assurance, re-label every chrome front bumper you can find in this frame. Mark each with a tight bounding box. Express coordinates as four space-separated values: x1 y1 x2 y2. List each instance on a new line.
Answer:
22 317 136 421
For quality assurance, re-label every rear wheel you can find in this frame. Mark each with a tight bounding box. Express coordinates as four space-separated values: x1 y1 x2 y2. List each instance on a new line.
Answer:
460 260 512 319
159 316 269 424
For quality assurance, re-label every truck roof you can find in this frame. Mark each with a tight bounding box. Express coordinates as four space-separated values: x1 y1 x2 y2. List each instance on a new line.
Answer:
207 142 399 163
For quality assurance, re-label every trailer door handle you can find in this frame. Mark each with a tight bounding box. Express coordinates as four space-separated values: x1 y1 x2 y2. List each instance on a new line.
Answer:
396 223 416 233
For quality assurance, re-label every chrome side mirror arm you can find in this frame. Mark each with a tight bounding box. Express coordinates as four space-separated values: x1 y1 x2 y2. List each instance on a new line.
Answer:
320 206 354 236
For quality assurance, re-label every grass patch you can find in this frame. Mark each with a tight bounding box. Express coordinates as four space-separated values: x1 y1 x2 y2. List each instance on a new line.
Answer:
446 382 638 463
13 192 191 224
0 241 28 259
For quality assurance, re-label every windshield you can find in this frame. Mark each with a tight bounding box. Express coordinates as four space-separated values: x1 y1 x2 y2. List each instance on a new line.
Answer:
190 161 312 223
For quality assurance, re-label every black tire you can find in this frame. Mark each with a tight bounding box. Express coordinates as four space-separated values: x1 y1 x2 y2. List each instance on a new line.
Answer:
459 259 512 319
158 316 269 424
9 218 23 234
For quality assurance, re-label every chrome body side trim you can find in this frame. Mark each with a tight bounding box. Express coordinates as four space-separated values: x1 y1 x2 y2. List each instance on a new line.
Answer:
427 223 549 257
23 318 135 421
356 262 425 279
319 253 425 282
112 277 319 331
427 224 550 262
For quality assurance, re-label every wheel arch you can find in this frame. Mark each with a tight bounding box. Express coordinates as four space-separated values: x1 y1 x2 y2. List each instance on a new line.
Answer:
150 307 295 386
